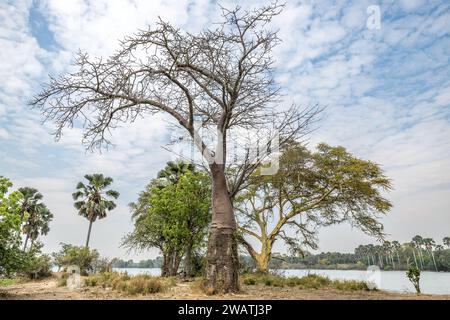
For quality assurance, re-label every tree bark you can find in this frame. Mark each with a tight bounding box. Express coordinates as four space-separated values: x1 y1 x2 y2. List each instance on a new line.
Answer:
23 234 29 251
85 219 93 248
184 238 194 278
161 251 170 277
204 164 239 294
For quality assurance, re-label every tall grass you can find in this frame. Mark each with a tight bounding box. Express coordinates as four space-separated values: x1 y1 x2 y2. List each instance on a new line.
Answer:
83 272 169 295
242 273 373 291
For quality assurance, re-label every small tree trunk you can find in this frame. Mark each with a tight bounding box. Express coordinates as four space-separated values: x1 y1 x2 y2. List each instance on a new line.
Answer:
204 164 239 294
23 234 29 251
161 251 170 277
184 238 194 278
85 219 93 248
172 251 182 276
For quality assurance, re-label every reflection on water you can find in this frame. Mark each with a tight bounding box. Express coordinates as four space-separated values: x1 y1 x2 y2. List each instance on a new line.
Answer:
113 267 450 295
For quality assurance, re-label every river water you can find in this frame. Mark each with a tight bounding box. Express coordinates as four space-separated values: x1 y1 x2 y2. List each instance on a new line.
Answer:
113 267 450 295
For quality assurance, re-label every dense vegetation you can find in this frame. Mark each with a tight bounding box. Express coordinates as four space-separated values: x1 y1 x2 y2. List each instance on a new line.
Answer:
0 176 53 278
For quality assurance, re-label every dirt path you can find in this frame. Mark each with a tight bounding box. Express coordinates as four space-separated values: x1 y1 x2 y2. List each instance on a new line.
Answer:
1 277 449 300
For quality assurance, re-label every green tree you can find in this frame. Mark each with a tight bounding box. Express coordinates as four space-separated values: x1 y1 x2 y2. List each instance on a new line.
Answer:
157 161 195 184
412 235 424 269
406 267 421 294
0 176 24 276
236 142 392 273
392 241 401 268
423 237 437 271
17 187 43 232
22 203 53 251
72 174 119 248
124 167 210 277
52 243 100 275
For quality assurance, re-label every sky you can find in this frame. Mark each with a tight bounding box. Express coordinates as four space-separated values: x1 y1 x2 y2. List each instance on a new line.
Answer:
0 0 449 260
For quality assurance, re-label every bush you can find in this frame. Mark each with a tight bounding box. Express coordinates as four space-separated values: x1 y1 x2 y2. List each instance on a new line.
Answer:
52 243 100 275
243 277 256 285
241 272 372 291
83 272 167 295
22 253 52 279
406 267 421 294
20 244 52 280
331 279 370 291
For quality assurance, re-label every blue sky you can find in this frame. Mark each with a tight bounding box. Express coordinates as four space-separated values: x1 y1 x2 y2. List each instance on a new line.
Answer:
0 0 449 260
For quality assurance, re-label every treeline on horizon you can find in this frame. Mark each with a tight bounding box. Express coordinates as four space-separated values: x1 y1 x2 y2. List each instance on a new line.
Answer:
114 236 450 272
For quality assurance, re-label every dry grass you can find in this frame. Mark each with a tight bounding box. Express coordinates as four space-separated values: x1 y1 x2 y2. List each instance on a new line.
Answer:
241 273 373 291
83 272 171 295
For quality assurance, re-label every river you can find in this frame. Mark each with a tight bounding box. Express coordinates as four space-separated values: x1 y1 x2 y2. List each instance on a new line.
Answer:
113 267 450 295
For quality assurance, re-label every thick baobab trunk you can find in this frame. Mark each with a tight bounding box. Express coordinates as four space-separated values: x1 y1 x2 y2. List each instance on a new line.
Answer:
204 164 239 294
85 219 93 248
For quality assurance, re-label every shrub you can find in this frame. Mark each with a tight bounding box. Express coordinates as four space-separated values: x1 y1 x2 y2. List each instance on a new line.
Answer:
241 272 372 291
243 277 256 285
52 243 100 275
332 279 370 291
83 272 167 295
21 252 52 279
406 267 421 294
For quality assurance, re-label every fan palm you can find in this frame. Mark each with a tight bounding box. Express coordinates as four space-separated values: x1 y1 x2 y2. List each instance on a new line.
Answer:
443 237 450 248
18 187 43 225
22 203 53 250
72 174 119 248
157 161 194 183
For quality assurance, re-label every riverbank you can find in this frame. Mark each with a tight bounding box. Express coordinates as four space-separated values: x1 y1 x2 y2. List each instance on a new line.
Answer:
1 275 449 300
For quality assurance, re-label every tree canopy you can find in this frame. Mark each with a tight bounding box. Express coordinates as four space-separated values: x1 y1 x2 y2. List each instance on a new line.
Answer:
236 142 392 272
124 167 210 277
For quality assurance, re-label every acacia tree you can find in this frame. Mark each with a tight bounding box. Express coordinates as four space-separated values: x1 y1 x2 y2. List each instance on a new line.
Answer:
236 142 392 273
30 3 319 292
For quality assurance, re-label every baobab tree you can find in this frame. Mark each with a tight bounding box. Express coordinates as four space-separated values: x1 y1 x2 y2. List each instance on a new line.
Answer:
30 3 319 292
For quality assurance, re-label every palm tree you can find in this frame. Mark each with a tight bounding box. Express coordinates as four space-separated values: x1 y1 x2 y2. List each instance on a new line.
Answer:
423 238 437 271
412 235 424 269
72 174 119 248
383 241 394 269
443 237 450 248
22 203 53 251
18 187 43 226
392 241 401 268
410 242 419 268
157 161 194 183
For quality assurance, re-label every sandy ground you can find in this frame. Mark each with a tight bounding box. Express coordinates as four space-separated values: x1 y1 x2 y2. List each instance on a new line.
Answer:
1 276 449 300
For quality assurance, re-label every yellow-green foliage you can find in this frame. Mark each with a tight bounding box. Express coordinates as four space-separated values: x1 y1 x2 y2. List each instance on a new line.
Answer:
84 272 167 295
0 278 17 286
241 273 373 291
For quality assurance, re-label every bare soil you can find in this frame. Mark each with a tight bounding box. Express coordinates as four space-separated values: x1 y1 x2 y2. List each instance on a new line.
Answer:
1 276 449 300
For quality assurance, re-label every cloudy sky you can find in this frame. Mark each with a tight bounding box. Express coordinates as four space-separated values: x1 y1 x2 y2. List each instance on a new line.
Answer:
0 0 449 260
